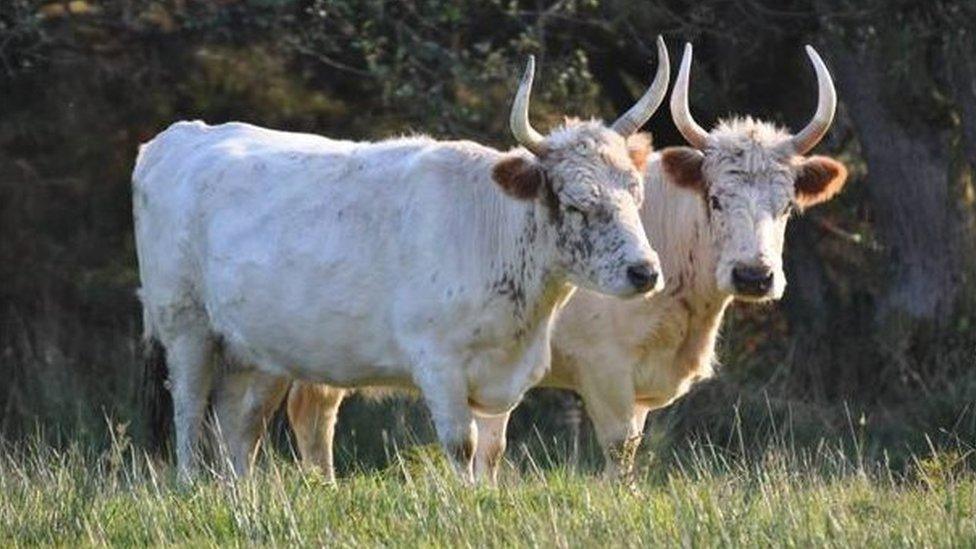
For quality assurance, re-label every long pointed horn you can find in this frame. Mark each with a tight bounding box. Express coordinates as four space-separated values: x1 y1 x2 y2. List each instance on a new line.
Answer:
611 35 671 137
510 55 546 156
670 42 710 149
788 45 837 155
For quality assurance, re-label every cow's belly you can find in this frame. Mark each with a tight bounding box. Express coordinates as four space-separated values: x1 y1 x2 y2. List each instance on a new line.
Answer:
202 251 414 385
217 307 411 386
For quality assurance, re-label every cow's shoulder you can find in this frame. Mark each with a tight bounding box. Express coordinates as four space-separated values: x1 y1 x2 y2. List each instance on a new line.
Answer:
388 139 502 186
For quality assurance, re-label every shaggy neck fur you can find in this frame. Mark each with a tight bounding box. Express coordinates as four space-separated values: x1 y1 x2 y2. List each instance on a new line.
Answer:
640 154 733 381
642 155 724 305
467 150 575 340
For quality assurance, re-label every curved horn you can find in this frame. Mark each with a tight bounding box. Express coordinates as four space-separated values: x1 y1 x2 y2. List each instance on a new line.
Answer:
510 55 546 156
670 42 710 149
611 35 671 136
789 45 837 155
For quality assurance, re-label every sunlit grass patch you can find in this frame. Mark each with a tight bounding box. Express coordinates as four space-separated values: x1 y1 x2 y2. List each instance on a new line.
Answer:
2 431 975 547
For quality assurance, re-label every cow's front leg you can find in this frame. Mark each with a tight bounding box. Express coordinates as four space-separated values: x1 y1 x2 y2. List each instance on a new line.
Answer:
614 404 651 483
414 368 476 483
576 365 645 482
287 382 346 483
474 412 511 485
585 393 648 484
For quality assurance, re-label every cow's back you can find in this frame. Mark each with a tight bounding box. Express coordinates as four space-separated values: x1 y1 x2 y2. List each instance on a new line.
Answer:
133 121 506 383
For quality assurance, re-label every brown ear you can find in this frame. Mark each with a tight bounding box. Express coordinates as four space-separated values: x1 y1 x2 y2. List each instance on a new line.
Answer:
627 132 653 172
794 155 848 208
492 156 543 200
660 146 705 193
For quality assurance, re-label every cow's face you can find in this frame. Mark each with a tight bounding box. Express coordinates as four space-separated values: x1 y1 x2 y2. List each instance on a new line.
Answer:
493 121 662 297
661 119 848 301
666 43 847 301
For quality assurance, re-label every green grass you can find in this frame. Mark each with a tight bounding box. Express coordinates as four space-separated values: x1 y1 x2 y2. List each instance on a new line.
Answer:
2 432 975 548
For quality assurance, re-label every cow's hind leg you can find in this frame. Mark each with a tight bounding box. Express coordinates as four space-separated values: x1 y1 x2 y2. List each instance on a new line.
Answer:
164 329 216 480
212 369 290 476
473 412 510 485
287 382 346 483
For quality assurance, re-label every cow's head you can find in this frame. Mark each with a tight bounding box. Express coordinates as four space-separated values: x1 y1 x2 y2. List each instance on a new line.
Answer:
492 38 670 298
660 43 848 301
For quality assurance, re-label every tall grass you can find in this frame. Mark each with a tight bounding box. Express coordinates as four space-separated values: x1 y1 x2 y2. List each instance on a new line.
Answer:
2 423 974 547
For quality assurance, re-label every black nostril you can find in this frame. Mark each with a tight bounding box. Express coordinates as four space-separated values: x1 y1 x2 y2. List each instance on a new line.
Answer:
732 265 774 294
626 263 659 291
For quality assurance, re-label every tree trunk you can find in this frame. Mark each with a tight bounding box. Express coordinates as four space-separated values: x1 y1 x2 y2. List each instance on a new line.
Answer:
828 43 961 328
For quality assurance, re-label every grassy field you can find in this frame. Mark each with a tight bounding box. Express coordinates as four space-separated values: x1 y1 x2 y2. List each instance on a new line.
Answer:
2 432 974 548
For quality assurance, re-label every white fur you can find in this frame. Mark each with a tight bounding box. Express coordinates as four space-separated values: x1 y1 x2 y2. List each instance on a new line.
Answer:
703 117 796 299
134 120 657 479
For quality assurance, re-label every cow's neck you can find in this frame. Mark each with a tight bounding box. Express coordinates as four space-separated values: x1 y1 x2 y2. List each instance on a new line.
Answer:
485 199 575 342
641 159 733 378
643 160 721 305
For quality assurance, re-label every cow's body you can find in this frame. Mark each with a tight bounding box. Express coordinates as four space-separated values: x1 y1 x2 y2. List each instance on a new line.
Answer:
136 121 563 402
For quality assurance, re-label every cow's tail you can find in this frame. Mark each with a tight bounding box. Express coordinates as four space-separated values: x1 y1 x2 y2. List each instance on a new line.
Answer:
140 306 172 457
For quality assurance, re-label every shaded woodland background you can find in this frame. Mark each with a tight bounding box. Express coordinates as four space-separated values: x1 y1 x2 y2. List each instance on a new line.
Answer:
1 0 975 472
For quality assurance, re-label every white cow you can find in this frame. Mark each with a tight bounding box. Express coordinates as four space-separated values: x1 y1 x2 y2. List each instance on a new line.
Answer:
135 40 671 480
286 43 849 483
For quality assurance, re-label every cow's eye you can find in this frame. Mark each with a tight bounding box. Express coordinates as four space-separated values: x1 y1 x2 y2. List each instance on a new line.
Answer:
709 196 722 211
565 204 584 216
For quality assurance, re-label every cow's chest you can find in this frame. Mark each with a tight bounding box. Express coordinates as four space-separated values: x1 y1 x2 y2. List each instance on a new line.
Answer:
460 298 564 415
632 297 723 408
